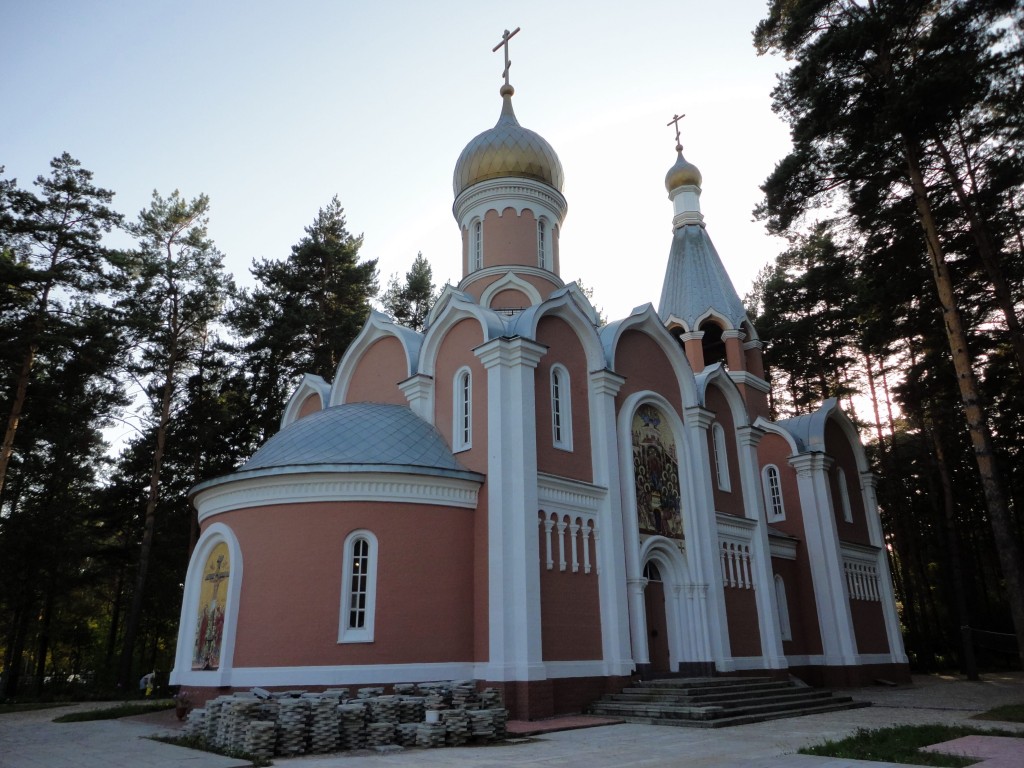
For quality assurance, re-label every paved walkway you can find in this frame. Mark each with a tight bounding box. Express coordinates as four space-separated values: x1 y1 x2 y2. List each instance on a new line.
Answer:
0 672 1021 768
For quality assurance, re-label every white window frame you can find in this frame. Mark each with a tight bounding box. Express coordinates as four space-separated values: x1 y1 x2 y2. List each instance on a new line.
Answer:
550 364 573 451
453 367 472 452
339 530 378 644
537 218 549 269
836 468 853 523
774 574 792 641
712 422 731 492
762 464 785 521
472 219 483 271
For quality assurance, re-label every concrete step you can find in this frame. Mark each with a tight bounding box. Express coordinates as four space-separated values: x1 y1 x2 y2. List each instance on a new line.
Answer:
586 676 869 728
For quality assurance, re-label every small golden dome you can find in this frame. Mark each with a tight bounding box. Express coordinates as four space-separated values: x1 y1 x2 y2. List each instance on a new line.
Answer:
453 89 564 197
665 150 702 192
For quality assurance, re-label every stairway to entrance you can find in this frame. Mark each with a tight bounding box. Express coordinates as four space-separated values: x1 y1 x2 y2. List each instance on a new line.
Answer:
587 676 869 728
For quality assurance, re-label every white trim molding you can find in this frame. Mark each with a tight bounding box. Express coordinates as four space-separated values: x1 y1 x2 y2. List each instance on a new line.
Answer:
194 471 482 522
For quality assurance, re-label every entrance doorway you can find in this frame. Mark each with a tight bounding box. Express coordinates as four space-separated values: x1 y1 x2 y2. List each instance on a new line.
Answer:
643 561 671 673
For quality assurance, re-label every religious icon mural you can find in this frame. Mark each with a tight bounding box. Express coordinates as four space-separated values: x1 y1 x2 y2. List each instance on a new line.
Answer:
192 543 230 670
632 404 683 538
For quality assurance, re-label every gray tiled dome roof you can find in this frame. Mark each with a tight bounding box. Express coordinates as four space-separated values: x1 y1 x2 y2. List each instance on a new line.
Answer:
242 403 466 473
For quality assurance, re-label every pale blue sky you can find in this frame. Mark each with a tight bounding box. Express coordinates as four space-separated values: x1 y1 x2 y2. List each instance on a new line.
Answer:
2 0 792 320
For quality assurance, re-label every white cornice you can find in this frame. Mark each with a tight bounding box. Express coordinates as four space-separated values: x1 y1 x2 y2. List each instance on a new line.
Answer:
716 512 758 543
194 471 482 522
729 371 771 393
538 473 608 513
459 264 564 295
453 177 568 227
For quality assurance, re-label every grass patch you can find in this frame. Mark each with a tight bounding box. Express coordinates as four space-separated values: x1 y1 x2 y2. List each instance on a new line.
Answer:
798 724 1023 767
53 700 176 722
153 734 271 767
0 702 74 715
973 702 1024 723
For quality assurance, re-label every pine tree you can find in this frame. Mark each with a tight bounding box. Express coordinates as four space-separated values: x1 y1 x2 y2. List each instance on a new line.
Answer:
0 155 122 495
116 191 232 687
380 251 437 331
232 197 377 440
755 0 1024 666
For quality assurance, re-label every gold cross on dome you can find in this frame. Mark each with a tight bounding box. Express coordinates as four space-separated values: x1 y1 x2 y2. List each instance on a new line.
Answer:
667 112 686 150
493 27 521 87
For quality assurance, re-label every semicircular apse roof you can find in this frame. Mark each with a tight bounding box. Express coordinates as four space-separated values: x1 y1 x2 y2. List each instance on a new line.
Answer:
241 402 470 476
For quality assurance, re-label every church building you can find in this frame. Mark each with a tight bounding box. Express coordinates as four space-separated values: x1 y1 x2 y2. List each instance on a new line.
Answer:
171 38 909 720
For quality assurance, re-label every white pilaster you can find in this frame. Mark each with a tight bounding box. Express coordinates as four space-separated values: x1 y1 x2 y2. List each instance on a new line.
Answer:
860 472 909 664
682 405 730 668
475 336 547 681
588 368 633 676
398 373 434 423
789 453 858 665
736 425 787 670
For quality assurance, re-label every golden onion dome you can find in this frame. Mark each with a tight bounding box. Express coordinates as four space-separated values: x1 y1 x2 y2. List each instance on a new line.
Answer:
665 149 702 192
453 85 564 197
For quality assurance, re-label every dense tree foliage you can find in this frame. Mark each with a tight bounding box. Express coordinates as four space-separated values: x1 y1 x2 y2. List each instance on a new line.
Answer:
0 161 380 695
231 197 378 442
380 251 438 331
753 0 1024 669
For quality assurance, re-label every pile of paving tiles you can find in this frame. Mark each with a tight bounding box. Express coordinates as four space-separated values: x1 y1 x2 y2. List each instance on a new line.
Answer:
179 680 509 758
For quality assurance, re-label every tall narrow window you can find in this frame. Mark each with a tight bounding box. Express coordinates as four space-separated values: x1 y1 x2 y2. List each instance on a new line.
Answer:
774 574 792 641
339 531 377 643
836 468 853 523
550 364 572 450
537 219 548 269
453 367 472 451
762 465 785 521
472 220 483 271
712 422 731 492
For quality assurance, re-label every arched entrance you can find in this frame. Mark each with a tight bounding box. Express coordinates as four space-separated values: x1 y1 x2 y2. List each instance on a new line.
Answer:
643 561 671 673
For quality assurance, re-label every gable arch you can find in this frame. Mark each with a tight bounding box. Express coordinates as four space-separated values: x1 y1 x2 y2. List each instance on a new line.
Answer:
281 373 330 429
418 291 506 379
330 311 423 406
601 303 699 410
171 522 243 688
479 271 544 309
512 284 605 372
695 364 752 430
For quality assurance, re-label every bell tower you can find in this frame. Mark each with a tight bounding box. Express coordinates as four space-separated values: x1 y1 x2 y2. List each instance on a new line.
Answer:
452 28 568 311
657 115 768 416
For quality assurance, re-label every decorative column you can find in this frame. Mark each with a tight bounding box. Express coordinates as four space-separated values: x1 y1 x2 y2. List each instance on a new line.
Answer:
682 404 729 668
475 336 547 681
680 331 705 373
626 577 650 665
722 329 745 372
587 369 633 676
789 453 858 666
398 373 434 422
736 425 787 670
860 472 909 664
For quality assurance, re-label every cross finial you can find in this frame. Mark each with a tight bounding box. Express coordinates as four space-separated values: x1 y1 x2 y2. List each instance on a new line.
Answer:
492 27 521 89
667 112 686 152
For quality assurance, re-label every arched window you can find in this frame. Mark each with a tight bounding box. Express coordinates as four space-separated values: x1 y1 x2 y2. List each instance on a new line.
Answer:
550 364 573 451
712 422 731 492
836 468 853 523
453 367 472 452
339 530 378 643
537 219 549 269
774 574 792 641
472 219 483 271
762 464 785 521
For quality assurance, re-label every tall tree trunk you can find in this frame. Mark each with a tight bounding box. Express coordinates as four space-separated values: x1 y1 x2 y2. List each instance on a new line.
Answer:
117 352 178 687
33 587 54 695
925 417 979 680
933 134 1024 375
904 136 1024 668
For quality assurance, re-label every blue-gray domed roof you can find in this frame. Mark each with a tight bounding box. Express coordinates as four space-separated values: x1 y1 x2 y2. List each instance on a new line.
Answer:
241 403 469 476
